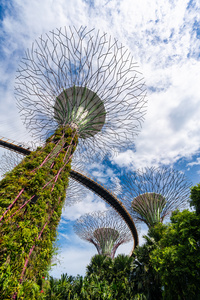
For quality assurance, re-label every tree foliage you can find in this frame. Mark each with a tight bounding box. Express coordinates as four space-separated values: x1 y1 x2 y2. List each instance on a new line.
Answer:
42 202 200 299
150 210 200 299
131 230 163 300
42 255 146 299
190 183 200 214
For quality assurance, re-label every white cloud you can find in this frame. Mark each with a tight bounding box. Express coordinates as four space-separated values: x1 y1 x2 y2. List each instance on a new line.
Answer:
111 150 135 167
59 218 69 225
110 176 122 196
59 233 70 240
49 244 95 277
112 61 200 169
187 157 200 167
62 191 107 221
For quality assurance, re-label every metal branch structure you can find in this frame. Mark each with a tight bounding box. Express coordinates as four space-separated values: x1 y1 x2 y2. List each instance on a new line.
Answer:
15 25 147 159
74 210 133 259
0 26 146 298
119 167 191 228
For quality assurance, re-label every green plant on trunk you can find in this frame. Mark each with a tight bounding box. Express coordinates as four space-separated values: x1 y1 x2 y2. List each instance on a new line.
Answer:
0 126 78 299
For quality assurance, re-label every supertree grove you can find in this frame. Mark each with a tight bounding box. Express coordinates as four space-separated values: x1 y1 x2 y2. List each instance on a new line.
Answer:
119 167 191 228
0 26 146 298
74 210 133 258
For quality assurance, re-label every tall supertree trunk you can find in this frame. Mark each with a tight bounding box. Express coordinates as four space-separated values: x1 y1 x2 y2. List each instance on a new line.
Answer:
0 25 147 298
0 126 78 298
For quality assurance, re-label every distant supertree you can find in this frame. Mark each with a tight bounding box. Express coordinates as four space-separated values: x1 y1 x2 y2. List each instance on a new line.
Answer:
119 167 191 228
74 210 133 258
0 26 146 298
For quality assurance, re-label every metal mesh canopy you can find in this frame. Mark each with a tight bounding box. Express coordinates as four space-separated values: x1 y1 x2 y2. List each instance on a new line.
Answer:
74 209 133 258
118 167 192 228
132 193 166 227
15 26 147 159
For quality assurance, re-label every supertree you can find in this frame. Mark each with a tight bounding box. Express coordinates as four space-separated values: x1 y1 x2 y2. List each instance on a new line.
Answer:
0 26 146 298
119 167 191 228
74 210 133 258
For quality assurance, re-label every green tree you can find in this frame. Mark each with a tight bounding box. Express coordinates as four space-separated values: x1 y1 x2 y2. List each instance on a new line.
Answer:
190 183 200 214
131 230 163 300
150 210 200 300
0 127 77 299
86 255 113 282
44 274 75 299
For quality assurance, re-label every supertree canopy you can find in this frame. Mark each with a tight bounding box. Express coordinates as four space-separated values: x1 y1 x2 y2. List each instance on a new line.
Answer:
119 167 191 228
16 26 147 158
74 210 133 259
0 26 146 298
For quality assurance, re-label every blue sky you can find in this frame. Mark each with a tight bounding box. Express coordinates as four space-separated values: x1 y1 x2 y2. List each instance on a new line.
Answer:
0 0 200 277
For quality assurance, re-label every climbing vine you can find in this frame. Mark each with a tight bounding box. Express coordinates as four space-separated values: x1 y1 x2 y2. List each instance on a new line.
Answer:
0 126 78 299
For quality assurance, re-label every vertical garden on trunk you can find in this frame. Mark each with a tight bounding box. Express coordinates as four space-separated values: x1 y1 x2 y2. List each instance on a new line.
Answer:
0 126 78 298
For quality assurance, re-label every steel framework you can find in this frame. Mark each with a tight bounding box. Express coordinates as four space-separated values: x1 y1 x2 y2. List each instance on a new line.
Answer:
74 210 133 258
15 26 147 159
119 167 191 228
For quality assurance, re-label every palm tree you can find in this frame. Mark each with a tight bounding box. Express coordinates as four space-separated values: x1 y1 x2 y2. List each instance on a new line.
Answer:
131 233 162 300
86 254 113 281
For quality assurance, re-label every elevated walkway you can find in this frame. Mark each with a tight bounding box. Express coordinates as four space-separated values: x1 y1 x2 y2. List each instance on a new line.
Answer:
0 137 31 155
